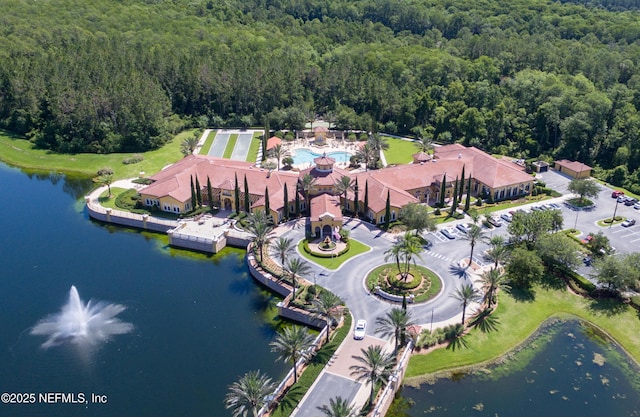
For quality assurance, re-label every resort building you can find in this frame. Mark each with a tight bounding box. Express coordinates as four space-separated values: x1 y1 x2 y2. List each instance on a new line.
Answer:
139 143 534 227
554 159 592 179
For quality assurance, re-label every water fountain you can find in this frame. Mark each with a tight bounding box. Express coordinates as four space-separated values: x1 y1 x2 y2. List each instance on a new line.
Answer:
31 286 133 349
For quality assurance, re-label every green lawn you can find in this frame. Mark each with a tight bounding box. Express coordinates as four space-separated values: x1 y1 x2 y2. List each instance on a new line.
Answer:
198 129 215 155
98 188 127 208
405 285 640 382
297 239 371 270
246 132 262 162
0 128 196 179
382 136 418 165
223 134 239 159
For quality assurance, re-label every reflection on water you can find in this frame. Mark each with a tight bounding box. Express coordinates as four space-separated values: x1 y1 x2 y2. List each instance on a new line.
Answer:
401 320 640 417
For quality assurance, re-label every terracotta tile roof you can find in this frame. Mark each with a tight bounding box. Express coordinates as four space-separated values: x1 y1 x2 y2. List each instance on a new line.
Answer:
266 136 282 150
310 194 342 221
435 144 533 188
142 155 299 211
555 159 592 173
314 154 335 165
412 152 432 162
300 166 351 187
350 171 418 212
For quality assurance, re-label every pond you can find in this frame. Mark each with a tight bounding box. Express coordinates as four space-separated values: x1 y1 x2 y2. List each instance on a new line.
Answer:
399 319 640 416
0 164 286 417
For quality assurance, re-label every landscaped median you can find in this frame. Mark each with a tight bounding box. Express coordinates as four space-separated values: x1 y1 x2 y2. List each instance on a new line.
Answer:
298 238 371 270
404 285 640 383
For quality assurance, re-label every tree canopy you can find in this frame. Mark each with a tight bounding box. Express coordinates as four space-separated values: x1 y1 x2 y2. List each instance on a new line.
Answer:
4 0 640 193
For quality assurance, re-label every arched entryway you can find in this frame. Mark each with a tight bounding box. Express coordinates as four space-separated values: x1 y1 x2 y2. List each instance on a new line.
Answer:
223 198 232 210
322 224 332 238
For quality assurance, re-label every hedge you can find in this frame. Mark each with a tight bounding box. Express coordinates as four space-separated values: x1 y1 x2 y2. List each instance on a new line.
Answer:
302 239 351 258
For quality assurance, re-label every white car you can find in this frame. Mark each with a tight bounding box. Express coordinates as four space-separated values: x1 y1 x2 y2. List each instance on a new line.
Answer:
456 223 472 234
500 213 513 222
354 320 367 340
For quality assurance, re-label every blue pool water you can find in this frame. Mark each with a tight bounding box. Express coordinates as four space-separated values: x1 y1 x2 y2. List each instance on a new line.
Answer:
292 148 352 165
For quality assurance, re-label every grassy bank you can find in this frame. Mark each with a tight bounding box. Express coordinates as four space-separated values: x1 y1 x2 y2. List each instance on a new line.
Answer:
382 136 415 165
405 285 640 382
0 129 197 179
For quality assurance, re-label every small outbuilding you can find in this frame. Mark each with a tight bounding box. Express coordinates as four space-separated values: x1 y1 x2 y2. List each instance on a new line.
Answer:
554 159 592 179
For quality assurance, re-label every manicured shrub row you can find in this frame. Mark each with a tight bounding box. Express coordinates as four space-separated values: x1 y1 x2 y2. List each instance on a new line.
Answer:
387 269 424 291
302 239 351 258
122 154 144 164
631 296 640 311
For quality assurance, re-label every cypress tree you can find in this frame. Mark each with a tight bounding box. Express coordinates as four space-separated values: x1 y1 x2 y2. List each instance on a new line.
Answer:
190 175 196 212
384 190 391 229
207 176 213 208
295 183 301 217
459 165 466 203
244 174 250 213
264 186 270 218
439 173 447 208
402 294 407 311
464 176 472 211
195 176 202 207
450 176 459 216
353 177 359 217
234 173 240 215
283 183 289 221
363 180 369 222
262 118 270 161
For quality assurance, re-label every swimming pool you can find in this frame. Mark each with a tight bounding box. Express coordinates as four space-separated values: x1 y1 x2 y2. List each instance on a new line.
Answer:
292 148 353 165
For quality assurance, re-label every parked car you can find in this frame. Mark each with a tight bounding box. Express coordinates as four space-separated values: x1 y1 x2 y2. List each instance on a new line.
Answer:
612 190 625 198
354 319 367 340
617 195 629 203
624 198 638 206
500 213 513 222
548 203 561 209
531 205 543 211
456 223 472 234
441 228 456 239
634 202 640 210
622 219 636 227
580 235 594 244
487 216 503 227
583 256 592 266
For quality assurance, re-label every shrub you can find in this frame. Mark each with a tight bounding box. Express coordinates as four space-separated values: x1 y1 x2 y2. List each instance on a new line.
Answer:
123 154 144 164
388 273 422 290
132 177 153 185
630 296 640 311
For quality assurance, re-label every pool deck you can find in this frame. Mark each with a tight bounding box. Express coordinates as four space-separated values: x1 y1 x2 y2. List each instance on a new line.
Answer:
269 139 364 171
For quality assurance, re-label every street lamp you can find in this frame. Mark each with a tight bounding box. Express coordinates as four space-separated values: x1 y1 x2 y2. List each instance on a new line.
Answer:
610 198 620 228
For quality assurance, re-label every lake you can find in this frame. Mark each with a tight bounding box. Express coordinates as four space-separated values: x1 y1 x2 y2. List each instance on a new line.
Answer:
0 163 286 417
400 319 640 416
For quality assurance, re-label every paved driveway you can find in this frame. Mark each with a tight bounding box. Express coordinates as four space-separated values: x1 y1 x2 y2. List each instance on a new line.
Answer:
230 132 254 161
208 131 229 157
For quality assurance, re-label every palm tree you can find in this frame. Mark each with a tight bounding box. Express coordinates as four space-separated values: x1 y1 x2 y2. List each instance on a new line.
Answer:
334 175 353 213
309 291 343 343
367 133 389 166
98 172 114 197
355 143 376 171
180 135 199 156
375 307 415 352
224 370 276 417
414 132 433 153
476 267 510 309
300 174 317 214
316 396 357 417
349 345 396 405
463 224 485 267
269 144 290 171
285 257 311 301
270 325 316 384
450 284 482 325
384 232 423 282
270 237 295 268
485 235 509 269
246 209 274 262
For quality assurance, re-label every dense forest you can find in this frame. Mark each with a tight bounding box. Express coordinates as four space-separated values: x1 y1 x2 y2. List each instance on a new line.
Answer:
3 0 640 190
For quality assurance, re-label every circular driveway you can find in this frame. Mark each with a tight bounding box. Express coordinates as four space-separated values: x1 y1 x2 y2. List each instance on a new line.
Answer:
276 218 480 334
